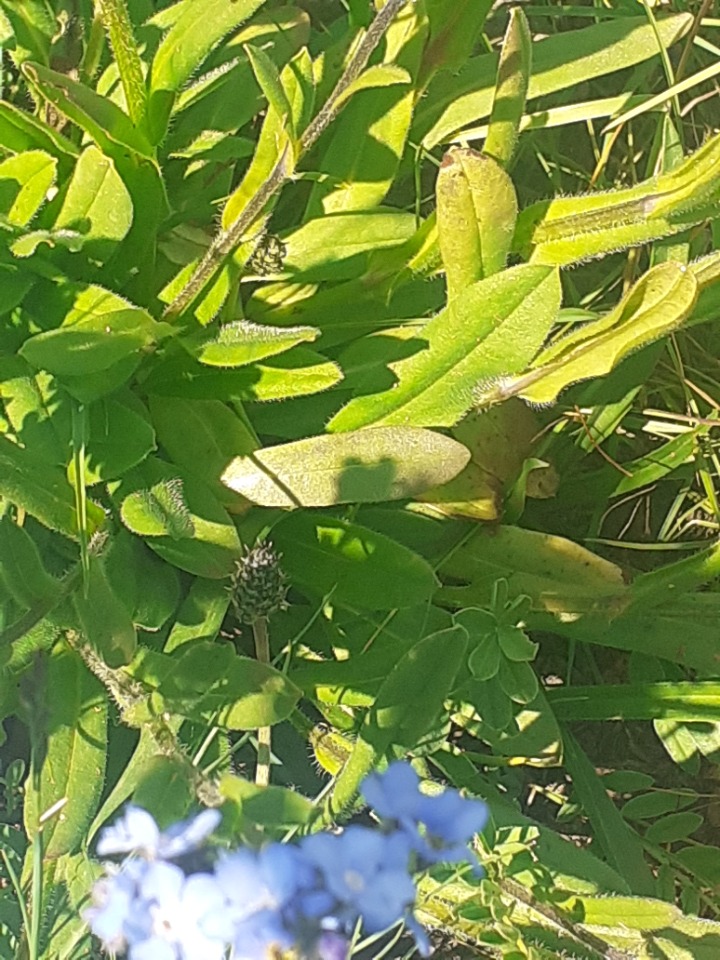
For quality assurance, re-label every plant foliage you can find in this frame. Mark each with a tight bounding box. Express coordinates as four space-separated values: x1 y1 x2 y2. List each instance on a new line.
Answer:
1 0 720 957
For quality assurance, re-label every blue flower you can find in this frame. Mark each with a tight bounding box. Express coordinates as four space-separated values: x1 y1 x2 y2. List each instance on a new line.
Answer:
214 844 320 960
301 826 415 933
128 861 229 960
96 806 221 860
361 762 424 822
85 859 229 960
84 860 146 953
362 761 488 868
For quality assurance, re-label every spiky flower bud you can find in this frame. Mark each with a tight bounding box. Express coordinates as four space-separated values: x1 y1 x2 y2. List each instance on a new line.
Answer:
229 542 289 624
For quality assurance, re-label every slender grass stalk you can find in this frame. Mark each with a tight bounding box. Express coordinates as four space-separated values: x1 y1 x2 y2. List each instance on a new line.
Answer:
29 829 42 960
253 617 272 786
70 402 90 593
1 849 32 960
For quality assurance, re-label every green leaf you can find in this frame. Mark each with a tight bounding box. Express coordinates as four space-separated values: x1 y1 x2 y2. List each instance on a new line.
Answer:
273 512 439 610
439 524 626 614
130 756 196 825
116 458 242 578
460 679 514 731
490 263 698 407
306 2 425 215
219 774 315 830
148 0 269 145
0 149 56 226
10 228 84 258
329 625 467 815
104 532 181 633
601 770 654 793
644 812 703 845
0 516 60 608
144 348 343 402
0 101 78 159
468 639 501 681
421 0 492 84
149 396 257 504
329 264 561 430
73 556 138 667
280 210 417 283
437 147 518 295
87 727 175 844
67 394 156 486
23 645 108 858
132 641 301 729
195 321 319 368
221 427 470 507
53 145 133 250
675 845 720 884
621 791 696 821
332 63 411 111
497 625 538 663
419 14 692 148
0 0 54 64
514 133 720 266
497 657 538 705
21 62 155 160
563 732 655 895
569 894 679 930
19 285 173 378
164 577 230 653
482 7 531 169
244 42 295 141
547 681 720 722
0 435 105 541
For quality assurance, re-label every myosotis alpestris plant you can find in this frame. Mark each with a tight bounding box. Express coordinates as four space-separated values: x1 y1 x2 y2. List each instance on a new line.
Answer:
84 762 488 960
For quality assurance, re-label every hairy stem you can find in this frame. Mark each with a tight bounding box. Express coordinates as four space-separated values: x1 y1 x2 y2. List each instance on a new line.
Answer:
162 0 410 322
94 0 147 128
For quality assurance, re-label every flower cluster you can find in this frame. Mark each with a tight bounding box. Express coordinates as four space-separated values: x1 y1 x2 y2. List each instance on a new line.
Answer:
85 762 488 960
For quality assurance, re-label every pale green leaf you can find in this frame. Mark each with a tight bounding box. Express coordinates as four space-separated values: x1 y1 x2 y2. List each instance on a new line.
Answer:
244 42 295 140
500 263 698 407
280 210 417 282
144 348 343 402
116 459 242 578
221 427 470 507
0 149 55 226
333 63 411 111
22 62 154 160
54 145 132 247
572 895 679 930
196 321 318 368
19 285 173 378
483 7 531 168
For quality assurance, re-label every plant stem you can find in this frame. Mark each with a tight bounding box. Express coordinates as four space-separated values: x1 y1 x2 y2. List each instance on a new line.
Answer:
162 0 410 322
253 617 272 787
94 0 147 128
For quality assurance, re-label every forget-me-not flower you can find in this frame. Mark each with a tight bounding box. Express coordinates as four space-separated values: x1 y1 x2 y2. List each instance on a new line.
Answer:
301 825 416 933
362 761 488 868
96 806 221 860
